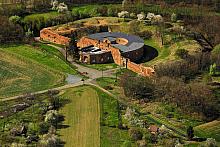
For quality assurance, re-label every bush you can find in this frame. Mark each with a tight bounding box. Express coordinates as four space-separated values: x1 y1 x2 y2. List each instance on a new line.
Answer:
171 13 177 22
175 48 189 59
39 122 50 135
128 128 143 141
9 15 21 24
137 30 153 39
44 110 59 126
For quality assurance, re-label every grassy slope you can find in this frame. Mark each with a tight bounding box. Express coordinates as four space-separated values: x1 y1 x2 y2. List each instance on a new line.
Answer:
194 120 220 142
23 11 60 21
58 86 100 147
0 44 77 98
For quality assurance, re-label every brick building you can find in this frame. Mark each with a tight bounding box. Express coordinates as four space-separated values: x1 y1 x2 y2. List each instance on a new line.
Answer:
77 32 145 64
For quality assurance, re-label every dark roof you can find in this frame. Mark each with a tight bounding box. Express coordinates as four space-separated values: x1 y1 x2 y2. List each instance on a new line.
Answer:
87 32 144 53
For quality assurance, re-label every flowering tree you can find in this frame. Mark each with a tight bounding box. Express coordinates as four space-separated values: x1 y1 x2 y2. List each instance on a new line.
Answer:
171 13 177 22
118 11 129 18
146 12 155 20
57 2 68 13
137 12 145 21
51 0 59 10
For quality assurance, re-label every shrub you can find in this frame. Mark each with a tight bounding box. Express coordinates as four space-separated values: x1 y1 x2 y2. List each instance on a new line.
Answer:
137 30 153 39
44 110 59 126
130 13 136 19
39 122 50 135
137 12 145 21
175 48 189 59
129 128 143 141
202 138 218 147
9 15 21 24
171 13 177 22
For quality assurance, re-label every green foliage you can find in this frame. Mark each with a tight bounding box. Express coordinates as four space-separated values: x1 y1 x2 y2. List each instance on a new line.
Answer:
9 15 21 24
128 128 143 141
120 72 155 101
209 63 217 76
38 122 50 135
171 13 177 22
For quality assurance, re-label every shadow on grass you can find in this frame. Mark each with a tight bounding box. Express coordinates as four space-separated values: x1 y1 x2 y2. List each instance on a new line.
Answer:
136 45 158 64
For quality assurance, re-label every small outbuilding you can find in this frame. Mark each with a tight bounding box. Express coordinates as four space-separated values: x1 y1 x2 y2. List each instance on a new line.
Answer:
148 125 159 134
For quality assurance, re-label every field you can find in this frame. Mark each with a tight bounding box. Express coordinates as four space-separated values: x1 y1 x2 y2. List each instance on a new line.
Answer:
57 85 134 147
194 120 220 142
81 63 118 71
58 86 100 147
0 43 77 98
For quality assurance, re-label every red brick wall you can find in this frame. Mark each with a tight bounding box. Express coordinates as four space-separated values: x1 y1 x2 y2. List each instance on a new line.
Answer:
77 37 155 76
40 28 71 45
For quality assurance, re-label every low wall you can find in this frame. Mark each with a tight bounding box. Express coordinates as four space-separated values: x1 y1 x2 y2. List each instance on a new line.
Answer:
127 59 154 76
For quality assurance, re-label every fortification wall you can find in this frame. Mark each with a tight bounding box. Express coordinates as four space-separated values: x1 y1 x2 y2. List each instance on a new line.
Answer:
77 37 154 76
40 28 71 45
126 59 154 76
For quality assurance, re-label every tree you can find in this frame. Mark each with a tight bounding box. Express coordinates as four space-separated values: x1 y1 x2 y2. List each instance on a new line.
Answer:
129 128 143 141
44 110 59 126
120 72 155 101
187 126 194 140
209 63 217 76
9 15 21 24
57 2 68 13
203 138 218 147
175 49 189 59
137 12 145 21
171 13 177 22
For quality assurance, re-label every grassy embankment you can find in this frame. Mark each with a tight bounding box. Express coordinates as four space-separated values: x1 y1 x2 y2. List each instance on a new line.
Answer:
0 43 78 98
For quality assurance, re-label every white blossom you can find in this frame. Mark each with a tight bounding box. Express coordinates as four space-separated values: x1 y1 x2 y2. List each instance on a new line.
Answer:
146 12 155 20
118 11 129 18
57 2 68 13
137 12 145 21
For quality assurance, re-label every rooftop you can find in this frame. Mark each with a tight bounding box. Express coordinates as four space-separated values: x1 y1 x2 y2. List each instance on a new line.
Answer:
87 32 144 53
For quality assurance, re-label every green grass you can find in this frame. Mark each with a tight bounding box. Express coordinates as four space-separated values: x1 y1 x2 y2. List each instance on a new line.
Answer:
94 87 135 147
194 120 220 142
101 126 135 147
144 39 170 66
81 63 118 71
23 11 60 22
58 86 100 147
213 44 220 53
0 43 77 98
2 44 77 75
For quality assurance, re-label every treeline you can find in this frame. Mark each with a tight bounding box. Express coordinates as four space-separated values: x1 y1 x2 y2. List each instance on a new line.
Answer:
184 15 220 46
0 16 24 43
120 52 220 121
134 0 220 12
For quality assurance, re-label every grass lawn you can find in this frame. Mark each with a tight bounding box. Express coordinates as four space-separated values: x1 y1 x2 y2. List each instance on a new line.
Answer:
58 86 100 147
0 43 77 98
81 63 118 71
144 39 170 66
194 120 220 142
23 11 60 22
